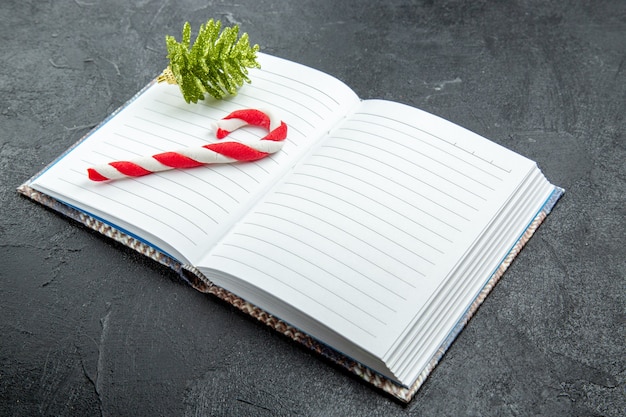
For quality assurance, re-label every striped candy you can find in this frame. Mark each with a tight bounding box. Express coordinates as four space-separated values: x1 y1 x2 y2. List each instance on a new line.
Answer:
87 109 287 182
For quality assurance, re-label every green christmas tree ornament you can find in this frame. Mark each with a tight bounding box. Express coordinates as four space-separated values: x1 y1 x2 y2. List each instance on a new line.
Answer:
158 19 260 103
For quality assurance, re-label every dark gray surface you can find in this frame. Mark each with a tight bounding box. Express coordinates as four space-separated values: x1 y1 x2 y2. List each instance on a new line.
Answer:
1 1 624 416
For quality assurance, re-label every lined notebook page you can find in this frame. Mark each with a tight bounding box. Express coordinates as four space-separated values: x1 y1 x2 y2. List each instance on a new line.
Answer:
30 54 360 264
202 99 537 356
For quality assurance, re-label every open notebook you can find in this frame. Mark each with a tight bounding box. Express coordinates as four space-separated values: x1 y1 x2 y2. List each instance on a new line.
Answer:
18 53 563 402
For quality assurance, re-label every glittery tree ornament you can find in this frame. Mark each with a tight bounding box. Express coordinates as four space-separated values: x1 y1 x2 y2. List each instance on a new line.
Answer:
157 19 260 103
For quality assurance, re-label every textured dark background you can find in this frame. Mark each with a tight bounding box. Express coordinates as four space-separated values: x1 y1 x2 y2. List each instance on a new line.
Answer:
1 1 624 416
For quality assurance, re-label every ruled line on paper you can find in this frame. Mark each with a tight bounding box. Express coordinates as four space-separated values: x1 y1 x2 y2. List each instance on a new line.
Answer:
76 174 212 234
318 131 491 206
337 125 496 193
123 120 207 147
311 152 472 223
57 177 199 245
175 168 243 203
151 97 216 119
288 172 448 253
213 248 381 337
300 162 461 236
143 106 214 130
351 113 511 177
236 90 317 130
125 179 221 226
254 69 342 107
109 132 169 152
245 217 408 303
321 143 481 213
277 182 439 266
262 200 428 282
234 226 398 316
245 83 326 120
148 173 232 214
272 190 430 279
133 114 211 142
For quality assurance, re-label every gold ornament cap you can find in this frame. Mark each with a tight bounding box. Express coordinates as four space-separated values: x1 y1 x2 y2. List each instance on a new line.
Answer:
157 66 177 84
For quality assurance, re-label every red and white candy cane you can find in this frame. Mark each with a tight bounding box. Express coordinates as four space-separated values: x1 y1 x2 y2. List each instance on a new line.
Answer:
87 109 287 182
